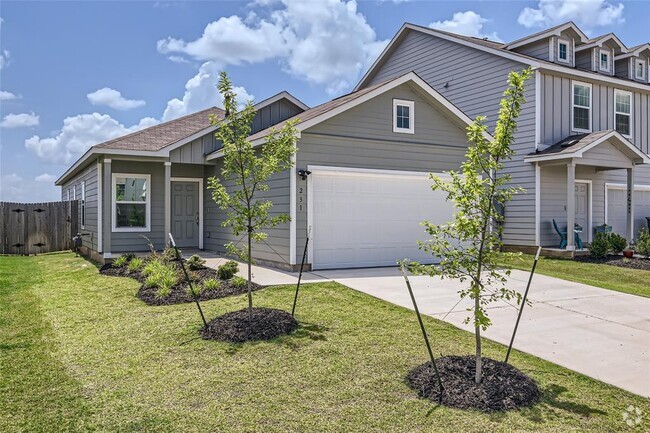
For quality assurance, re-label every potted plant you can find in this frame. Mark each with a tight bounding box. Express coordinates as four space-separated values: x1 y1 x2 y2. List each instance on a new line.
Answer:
623 243 635 259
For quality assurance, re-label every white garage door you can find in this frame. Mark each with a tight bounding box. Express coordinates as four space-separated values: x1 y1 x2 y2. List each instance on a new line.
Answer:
310 168 455 270
607 186 650 237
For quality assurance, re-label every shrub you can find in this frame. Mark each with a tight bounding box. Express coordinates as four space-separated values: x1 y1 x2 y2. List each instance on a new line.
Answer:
203 278 220 291
142 259 165 277
608 233 627 254
113 253 135 267
143 260 178 294
127 257 144 273
187 254 206 270
162 246 179 262
187 283 203 298
637 228 650 258
590 233 610 258
217 260 239 280
156 273 177 298
231 275 247 288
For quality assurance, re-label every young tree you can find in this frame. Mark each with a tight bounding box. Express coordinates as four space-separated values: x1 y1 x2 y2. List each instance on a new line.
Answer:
207 72 299 319
410 68 532 384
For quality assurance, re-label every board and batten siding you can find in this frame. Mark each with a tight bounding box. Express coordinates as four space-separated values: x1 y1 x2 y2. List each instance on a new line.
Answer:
539 71 650 187
203 163 292 266
61 162 99 252
364 29 538 246
295 83 472 263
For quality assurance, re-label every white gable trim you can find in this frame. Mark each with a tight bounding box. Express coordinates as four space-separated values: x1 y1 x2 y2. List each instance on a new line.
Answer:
505 22 588 50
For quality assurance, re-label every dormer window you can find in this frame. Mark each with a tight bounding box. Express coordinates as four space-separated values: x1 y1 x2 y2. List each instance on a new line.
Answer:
393 99 414 134
557 39 569 63
599 50 609 71
635 59 646 80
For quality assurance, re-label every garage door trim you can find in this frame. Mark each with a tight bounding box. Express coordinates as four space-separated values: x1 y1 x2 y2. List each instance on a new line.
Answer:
605 182 650 224
306 165 452 269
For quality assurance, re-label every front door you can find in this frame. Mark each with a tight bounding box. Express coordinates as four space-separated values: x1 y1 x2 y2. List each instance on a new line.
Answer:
171 181 199 248
575 183 589 238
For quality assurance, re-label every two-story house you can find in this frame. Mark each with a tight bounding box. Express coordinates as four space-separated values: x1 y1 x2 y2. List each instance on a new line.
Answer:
56 21 649 270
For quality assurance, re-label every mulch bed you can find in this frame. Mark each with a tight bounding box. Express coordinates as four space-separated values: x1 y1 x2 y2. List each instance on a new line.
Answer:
574 255 650 271
407 355 540 412
99 260 263 306
200 307 298 343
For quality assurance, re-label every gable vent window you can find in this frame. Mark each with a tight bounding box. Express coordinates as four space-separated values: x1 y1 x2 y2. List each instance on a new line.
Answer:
393 99 414 134
599 50 610 71
635 60 646 80
572 81 592 133
614 90 632 137
558 40 569 62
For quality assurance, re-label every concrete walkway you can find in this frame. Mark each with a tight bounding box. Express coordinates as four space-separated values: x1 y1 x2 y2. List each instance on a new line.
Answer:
194 251 650 397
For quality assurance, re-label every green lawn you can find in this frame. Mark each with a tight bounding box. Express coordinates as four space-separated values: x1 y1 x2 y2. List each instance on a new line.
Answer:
500 254 650 298
1 253 648 432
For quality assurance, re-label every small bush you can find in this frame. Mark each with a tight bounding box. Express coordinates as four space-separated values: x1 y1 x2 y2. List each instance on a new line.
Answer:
203 278 220 291
608 233 627 254
187 254 206 270
590 233 610 258
156 273 177 298
217 260 239 280
144 260 178 294
187 283 203 298
231 275 247 288
162 246 179 262
142 259 165 277
113 253 135 267
127 257 144 273
637 228 650 258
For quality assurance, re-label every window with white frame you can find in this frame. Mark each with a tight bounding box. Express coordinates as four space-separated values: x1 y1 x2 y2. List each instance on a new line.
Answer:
81 181 86 229
572 81 592 132
599 50 609 71
635 59 646 80
614 90 632 137
393 99 414 134
557 40 569 62
112 174 150 231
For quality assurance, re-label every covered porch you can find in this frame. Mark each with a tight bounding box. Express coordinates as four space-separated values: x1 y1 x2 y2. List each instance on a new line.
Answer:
525 130 650 251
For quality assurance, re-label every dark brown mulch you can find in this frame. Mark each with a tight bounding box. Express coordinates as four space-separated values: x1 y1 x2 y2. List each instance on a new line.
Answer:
99 262 262 306
407 355 540 412
200 307 298 343
574 255 650 271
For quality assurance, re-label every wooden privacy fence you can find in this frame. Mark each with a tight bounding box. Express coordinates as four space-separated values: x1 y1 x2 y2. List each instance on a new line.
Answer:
0 201 78 255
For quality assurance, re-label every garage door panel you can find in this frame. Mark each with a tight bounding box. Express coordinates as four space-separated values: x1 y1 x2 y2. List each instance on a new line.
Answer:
607 188 650 237
311 169 454 270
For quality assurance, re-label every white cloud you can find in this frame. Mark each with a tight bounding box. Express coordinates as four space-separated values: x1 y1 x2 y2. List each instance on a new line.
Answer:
429 11 503 42
0 173 60 203
25 113 158 164
1 112 40 128
162 61 254 121
0 49 10 70
518 0 624 29
0 90 20 100
167 55 195 65
34 173 57 183
157 0 387 94
87 87 146 110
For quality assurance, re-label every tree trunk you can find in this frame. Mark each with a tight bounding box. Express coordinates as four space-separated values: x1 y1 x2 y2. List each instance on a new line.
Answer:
247 221 253 320
474 286 482 384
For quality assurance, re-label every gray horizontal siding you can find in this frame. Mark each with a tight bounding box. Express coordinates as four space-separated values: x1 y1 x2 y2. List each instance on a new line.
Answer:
364 29 538 246
61 162 99 252
575 49 593 71
514 39 550 61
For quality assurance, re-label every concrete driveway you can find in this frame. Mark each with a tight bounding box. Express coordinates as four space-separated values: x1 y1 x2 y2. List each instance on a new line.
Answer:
197 252 650 397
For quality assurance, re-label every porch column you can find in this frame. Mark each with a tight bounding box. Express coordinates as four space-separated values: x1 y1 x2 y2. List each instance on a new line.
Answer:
164 161 172 246
566 161 576 250
627 166 635 241
103 158 112 257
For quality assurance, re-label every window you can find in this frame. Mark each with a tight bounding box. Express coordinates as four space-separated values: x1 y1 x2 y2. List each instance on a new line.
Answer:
599 50 609 71
572 81 592 132
635 59 646 80
81 181 86 229
112 174 150 231
614 90 632 137
72 185 76 200
393 99 414 134
67 189 71 201
557 40 569 62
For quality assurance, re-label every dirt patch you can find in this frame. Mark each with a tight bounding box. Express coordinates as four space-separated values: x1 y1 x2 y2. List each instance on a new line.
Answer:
99 261 262 306
407 355 540 412
200 307 298 343
575 255 650 271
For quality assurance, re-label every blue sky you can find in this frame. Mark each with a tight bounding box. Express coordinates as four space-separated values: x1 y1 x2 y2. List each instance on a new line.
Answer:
1 0 648 202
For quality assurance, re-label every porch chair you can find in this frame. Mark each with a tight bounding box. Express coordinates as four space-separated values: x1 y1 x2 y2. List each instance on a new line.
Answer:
552 219 583 250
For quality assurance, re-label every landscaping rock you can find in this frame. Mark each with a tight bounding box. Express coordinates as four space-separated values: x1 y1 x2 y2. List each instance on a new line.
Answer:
200 307 298 343
407 355 540 412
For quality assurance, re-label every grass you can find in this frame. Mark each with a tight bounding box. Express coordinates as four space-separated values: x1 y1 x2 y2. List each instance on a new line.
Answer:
1 253 648 432
500 253 650 298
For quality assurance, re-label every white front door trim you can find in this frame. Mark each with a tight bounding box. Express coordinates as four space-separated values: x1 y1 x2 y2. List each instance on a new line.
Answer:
170 177 204 249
